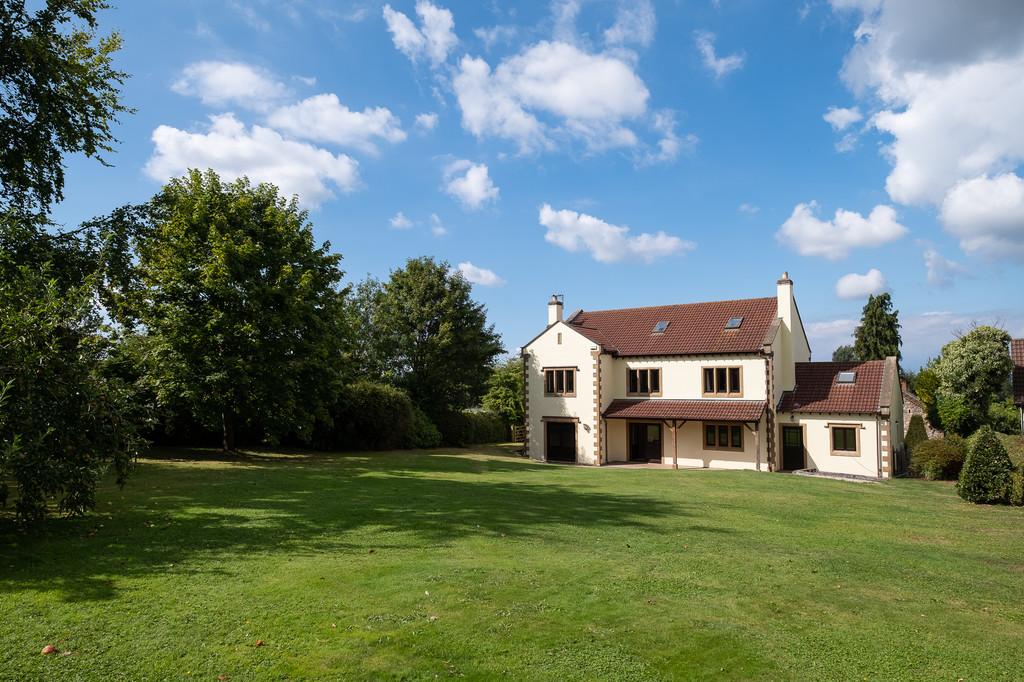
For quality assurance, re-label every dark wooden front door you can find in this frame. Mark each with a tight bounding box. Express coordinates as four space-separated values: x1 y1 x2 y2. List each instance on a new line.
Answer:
782 426 804 471
629 423 662 462
546 421 577 462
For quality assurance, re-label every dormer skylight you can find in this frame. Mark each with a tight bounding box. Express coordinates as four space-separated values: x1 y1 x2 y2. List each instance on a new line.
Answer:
652 320 670 334
725 317 743 330
836 371 857 384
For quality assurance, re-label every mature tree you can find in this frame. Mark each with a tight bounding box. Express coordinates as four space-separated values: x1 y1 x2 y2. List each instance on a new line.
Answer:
0 263 143 522
933 326 1012 435
129 170 350 451
912 364 941 425
482 358 525 428
367 257 504 419
0 0 131 215
831 345 858 362
853 293 901 362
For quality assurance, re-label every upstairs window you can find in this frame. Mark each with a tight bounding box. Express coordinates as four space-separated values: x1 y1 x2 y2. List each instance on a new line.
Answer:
544 368 576 396
703 366 742 396
628 368 662 396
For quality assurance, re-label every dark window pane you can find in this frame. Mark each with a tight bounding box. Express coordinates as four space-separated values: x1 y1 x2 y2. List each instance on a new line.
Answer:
628 370 638 393
717 425 729 446
730 426 742 448
728 367 741 393
639 370 649 394
833 427 856 451
565 370 574 394
650 370 660 393
546 371 554 393
705 425 716 446
555 371 564 393
715 368 727 393
704 368 714 393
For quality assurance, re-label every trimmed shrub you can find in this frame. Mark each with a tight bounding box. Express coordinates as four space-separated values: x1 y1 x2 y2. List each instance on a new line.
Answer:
910 439 965 481
406 405 442 449
434 409 506 446
328 381 413 451
1009 471 1024 507
905 415 928 454
957 426 1014 503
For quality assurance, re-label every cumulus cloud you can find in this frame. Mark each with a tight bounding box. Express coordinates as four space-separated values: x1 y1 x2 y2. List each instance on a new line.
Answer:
390 211 413 229
145 114 359 208
694 31 745 79
457 261 505 286
474 24 518 50
267 94 406 154
922 246 967 286
835 268 887 299
638 110 696 165
171 61 290 111
939 173 1024 257
823 106 862 131
538 203 694 263
830 1 1024 258
604 0 656 47
443 159 499 209
430 213 447 236
415 112 439 130
383 1 457 66
452 41 650 153
777 201 907 260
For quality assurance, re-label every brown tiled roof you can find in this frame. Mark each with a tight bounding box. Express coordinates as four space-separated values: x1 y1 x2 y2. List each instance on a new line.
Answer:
603 399 766 422
568 297 777 357
1012 339 1024 406
778 360 887 414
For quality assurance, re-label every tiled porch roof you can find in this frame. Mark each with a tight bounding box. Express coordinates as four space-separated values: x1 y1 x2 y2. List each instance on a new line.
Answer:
603 399 766 422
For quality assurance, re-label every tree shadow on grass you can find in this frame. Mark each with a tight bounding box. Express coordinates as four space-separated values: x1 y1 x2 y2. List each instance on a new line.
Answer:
0 447 687 603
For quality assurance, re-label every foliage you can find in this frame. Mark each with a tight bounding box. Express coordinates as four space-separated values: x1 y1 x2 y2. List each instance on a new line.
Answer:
909 439 964 481
360 257 504 421
853 293 901 362
1009 471 1024 507
987 398 1021 435
433 410 506 446
0 0 131 215
326 381 413 451
996 433 1024 470
0 264 144 522
127 170 350 450
957 426 1014 504
407 405 442 449
933 326 1012 433
482 358 524 428
904 415 928 454
831 345 858 362
912 365 941 425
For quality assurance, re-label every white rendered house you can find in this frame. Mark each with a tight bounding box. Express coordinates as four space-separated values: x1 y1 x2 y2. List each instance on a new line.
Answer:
521 273 904 479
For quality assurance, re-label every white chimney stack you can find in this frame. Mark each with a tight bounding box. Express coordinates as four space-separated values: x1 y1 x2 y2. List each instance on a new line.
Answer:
548 294 564 326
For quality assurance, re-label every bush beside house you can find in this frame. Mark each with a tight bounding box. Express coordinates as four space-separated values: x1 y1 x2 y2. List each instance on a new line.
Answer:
910 439 966 481
905 415 928 454
957 426 1015 504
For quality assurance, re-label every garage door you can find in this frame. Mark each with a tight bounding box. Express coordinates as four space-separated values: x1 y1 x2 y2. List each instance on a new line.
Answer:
545 421 577 462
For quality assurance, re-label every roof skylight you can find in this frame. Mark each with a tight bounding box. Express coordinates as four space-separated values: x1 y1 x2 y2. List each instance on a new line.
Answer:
725 317 743 330
836 371 857 384
653 320 670 334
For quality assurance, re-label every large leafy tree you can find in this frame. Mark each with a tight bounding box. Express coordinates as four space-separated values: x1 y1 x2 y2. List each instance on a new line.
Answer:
482 358 525 428
0 0 131 215
932 326 1012 435
853 293 901 362
129 170 350 451
831 345 858 362
366 257 504 419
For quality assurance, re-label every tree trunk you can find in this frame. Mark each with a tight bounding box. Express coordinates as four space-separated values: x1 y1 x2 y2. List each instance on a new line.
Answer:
222 409 236 453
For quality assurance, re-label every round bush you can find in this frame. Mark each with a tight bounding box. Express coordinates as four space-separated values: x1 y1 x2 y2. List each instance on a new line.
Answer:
957 426 1014 504
406 405 442 449
910 439 965 480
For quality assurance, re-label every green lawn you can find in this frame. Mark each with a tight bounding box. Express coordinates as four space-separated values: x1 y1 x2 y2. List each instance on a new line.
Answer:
2 447 1024 681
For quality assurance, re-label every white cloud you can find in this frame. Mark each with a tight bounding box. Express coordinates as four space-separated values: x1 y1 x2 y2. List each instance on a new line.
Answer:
694 31 745 79
638 110 696 165
738 202 760 214
415 112 439 130
145 114 359 208
171 61 290 111
458 261 505 286
823 106 863 131
604 0 656 47
922 246 967 286
829 1 1024 258
835 268 887 299
474 25 518 50
390 211 414 229
382 1 457 66
939 173 1024 258
452 41 650 152
538 203 694 263
267 94 406 154
430 213 447 236
777 201 907 260
443 160 499 209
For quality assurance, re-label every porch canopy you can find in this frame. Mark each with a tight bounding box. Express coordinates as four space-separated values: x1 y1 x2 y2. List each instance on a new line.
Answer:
602 399 766 422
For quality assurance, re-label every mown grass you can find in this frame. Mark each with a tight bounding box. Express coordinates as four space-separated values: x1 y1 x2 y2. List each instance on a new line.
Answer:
2 445 1023 681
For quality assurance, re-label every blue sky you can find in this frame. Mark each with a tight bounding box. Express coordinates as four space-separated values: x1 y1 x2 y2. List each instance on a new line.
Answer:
51 1 1024 370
